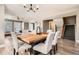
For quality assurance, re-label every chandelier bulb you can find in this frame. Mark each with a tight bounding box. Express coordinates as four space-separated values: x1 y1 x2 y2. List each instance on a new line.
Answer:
24 4 39 12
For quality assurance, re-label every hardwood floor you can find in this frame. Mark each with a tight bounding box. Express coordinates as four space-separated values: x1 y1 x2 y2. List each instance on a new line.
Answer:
57 39 79 55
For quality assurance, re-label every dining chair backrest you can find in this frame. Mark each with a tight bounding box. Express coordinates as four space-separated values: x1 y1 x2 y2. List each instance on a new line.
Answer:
52 31 60 45
31 30 36 34
11 32 18 50
45 32 55 52
47 29 52 33
22 30 29 35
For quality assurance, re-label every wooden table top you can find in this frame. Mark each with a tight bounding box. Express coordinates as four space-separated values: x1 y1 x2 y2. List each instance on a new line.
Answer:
18 33 47 44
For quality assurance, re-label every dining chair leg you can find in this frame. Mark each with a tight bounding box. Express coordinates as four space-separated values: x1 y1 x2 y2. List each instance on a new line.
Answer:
16 52 19 55
13 48 16 55
50 49 53 55
28 48 33 55
25 49 27 52
53 46 56 55
13 48 19 55
56 44 58 51
28 48 31 55
33 50 36 55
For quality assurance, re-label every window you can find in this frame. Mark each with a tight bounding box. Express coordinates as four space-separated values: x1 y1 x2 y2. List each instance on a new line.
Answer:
5 20 13 33
5 19 22 33
31 23 35 30
24 22 29 30
14 22 22 33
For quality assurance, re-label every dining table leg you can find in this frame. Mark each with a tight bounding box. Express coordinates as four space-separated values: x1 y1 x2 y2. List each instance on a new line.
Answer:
29 48 33 55
29 44 34 55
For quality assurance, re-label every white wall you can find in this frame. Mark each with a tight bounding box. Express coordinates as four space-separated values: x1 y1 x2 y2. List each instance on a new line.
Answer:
0 5 5 42
75 10 79 43
5 14 17 20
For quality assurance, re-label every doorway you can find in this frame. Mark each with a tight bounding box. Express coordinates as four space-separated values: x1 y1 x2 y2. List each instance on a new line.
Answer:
63 16 76 41
64 25 75 41
43 20 56 32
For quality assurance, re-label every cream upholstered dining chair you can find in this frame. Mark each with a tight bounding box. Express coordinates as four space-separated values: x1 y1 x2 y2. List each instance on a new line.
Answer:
47 29 52 33
31 30 36 34
33 32 55 55
11 32 31 55
22 30 30 35
52 31 60 54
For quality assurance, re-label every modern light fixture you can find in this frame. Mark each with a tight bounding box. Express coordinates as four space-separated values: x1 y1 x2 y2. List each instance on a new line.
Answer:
24 4 39 12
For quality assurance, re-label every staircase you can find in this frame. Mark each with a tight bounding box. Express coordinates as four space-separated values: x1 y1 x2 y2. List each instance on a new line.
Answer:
64 25 75 41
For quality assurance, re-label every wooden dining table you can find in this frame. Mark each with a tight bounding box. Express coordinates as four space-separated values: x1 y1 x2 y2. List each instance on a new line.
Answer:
17 33 47 45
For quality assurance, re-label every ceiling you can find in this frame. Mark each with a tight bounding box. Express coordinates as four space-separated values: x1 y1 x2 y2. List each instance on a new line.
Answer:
5 4 79 20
